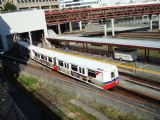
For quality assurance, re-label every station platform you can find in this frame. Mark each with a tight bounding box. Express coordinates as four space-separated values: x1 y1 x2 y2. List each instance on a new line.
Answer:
63 21 157 37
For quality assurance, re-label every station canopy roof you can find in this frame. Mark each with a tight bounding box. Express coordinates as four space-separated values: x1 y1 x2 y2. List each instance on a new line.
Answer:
47 35 160 50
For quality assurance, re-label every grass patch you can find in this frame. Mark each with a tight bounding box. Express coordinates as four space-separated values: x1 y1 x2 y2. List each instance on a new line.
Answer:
67 103 97 120
16 74 142 120
17 74 39 89
96 105 141 120
79 99 142 120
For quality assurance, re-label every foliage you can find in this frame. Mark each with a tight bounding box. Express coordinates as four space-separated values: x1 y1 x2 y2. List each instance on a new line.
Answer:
18 74 39 89
92 104 142 120
2 2 17 12
67 103 97 120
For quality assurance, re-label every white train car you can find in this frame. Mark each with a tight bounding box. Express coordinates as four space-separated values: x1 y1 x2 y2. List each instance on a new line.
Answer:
114 48 137 62
17 41 119 90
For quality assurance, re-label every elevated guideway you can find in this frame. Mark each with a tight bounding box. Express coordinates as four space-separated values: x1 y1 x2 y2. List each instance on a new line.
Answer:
46 4 160 25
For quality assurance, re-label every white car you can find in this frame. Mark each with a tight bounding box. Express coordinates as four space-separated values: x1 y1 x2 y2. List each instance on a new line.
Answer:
0 49 4 55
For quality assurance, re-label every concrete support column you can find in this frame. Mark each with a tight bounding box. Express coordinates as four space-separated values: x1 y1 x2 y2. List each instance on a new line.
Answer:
149 15 153 31
43 29 48 42
28 31 32 45
83 43 85 49
111 18 115 37
86 43 88 52
58 24 61 35
69 22 72 32
79 21 83 31
49 5 52 12
158 14 160 30
88 21 92 28
103 24 107 37
144 49 150 63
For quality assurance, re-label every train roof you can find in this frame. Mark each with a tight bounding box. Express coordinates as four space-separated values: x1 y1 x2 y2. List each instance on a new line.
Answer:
56 54 116 71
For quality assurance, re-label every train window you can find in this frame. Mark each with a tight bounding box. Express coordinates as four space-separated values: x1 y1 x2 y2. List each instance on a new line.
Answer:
41 55 44 59
37 53 40 58
58 60 63 67
44 56 47 61
79 67 85 74
82 68 85 74
79 67 82 73
88 69 96 78
67 64 69 69
71 64 77 71
35 52 37 56
48 57 52 63
64 63 69 68
111 72 115 78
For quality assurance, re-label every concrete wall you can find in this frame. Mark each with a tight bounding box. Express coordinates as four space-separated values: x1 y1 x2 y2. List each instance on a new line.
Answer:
0 9 48 50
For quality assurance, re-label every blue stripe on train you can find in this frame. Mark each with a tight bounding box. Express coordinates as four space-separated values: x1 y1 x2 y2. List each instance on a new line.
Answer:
103 77 119 85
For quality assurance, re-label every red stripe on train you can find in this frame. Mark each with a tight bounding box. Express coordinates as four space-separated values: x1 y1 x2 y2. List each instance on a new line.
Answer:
53 66 59 71
103 79 119 90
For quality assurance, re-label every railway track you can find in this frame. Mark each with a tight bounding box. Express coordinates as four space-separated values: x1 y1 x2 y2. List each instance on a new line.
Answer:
1 55 160 116
120 72 160 90
25 63 160 117
117 32 160 39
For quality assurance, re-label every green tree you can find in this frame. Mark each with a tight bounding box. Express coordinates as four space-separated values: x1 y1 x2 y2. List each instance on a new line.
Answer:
2 2 17 12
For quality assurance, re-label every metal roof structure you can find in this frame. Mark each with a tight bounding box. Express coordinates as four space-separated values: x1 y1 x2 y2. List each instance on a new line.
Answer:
47 35 160 51
45 3 160 25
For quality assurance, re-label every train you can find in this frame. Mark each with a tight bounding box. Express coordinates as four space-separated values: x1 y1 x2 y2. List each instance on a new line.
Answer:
17 41 119 90
114 48 138 62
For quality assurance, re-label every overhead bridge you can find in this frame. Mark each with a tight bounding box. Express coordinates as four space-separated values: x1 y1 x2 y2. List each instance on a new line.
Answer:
46 4 160 25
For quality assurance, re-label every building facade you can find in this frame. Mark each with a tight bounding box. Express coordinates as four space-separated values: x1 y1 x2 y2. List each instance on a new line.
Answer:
59 0 98 9
0 0 59 11
59 0 160 10
0 9 48 50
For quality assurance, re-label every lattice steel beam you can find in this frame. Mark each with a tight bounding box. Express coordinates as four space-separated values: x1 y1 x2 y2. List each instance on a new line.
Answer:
46 4 160 26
